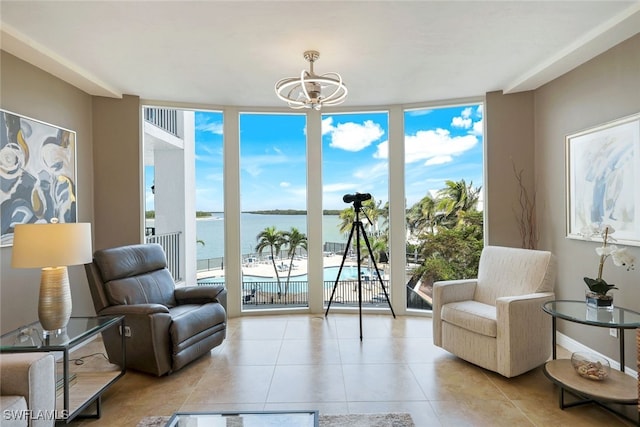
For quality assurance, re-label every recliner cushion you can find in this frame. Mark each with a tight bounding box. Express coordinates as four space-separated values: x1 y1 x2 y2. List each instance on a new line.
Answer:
93 244 177 307
169 303 226 352
94 243 167 281
441 300 497 338
103 268 177 306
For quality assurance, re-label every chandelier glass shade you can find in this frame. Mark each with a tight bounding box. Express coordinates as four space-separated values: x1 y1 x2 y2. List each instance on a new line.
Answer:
275 51 347 111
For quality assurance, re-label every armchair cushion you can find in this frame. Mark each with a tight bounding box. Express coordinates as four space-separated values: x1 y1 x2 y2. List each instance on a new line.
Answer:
474 246 556 305
441 300 497 337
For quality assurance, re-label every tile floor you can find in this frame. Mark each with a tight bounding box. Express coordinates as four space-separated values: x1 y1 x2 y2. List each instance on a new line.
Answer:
69 314 636 426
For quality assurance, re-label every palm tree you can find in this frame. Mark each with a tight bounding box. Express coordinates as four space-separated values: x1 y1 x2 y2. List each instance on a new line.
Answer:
436 179 481 227
338 207 355 236
407 193 438 237
281 227 308 300
362 198 382 236
255 226 284 297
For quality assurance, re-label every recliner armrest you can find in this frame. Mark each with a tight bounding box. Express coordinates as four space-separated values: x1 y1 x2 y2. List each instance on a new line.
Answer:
99 303 170 316
174 284 226 304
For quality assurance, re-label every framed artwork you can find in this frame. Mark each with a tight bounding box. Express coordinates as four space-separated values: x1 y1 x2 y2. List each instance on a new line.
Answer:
0 109 77 247
566 112 640 246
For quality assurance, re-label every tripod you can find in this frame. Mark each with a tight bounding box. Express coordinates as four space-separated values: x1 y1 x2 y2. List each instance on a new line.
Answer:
325 199 395 340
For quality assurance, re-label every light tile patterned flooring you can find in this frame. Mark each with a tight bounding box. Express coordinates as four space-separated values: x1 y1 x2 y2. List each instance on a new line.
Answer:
70 314 636 426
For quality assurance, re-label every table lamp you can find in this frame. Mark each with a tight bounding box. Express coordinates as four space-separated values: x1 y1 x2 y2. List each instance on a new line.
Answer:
11 221 92 336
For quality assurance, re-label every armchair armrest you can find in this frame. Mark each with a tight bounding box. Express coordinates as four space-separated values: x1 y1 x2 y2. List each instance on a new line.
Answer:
495 292 555 377
99 303 170 316
0 353 55 427
175 284 226 305
433 279 477 305
432 279 477 346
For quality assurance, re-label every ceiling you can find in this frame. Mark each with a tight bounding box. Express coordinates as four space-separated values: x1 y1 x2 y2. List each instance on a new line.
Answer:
1 1 639 109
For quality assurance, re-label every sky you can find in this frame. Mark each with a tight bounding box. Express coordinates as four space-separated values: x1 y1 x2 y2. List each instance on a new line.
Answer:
145 104 484 212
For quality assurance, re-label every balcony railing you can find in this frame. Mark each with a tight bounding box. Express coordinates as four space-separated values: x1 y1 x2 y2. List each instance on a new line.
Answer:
198 278 392 310
146 231 182 282
144 107 179 137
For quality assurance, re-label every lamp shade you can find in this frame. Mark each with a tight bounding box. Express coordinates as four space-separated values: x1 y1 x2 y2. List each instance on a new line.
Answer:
12 223 93 268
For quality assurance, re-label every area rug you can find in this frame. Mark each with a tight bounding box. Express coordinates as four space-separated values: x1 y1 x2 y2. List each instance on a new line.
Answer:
138 412 414 427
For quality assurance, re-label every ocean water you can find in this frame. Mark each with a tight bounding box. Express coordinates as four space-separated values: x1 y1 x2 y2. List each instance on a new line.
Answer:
193 213 346 260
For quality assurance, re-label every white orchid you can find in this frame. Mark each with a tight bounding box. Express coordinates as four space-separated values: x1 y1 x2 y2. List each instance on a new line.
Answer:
611 247 635 270
582 225 636 296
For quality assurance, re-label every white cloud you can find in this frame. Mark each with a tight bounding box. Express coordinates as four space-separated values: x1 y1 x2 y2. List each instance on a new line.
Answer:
375 128 477 166
242 152 289 177
405 109 433 117
353 162 388 180
280 181 291 188
451 116 472 129
373 139 389 159
322 118 384 152
323 182 358 193
425 155 453 166
472 118 484 136
321 117 334 135
195 118 223 135
451 107 474 129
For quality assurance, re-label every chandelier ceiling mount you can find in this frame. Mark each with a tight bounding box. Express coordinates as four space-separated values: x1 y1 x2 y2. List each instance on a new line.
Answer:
275 50 347 111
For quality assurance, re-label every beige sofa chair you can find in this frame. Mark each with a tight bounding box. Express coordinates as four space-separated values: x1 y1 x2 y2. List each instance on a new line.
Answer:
0 353 56 427
432 246 556 378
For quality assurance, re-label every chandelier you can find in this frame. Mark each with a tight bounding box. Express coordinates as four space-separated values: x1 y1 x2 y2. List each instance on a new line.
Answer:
275 50 347 110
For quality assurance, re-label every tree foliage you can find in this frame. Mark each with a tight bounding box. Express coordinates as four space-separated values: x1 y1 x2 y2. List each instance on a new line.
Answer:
335 182 484 290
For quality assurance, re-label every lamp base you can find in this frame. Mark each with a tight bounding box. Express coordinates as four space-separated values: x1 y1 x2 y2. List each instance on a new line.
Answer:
38 266 72 332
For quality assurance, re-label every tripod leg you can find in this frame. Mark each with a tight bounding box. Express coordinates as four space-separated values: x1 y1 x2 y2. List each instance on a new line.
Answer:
355 222 363 341
325 220 357 317
359 222 396 318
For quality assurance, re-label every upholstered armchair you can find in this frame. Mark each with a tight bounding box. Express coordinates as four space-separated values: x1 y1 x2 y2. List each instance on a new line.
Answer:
432 246 557 378
0 353 55 427
85 243 227 376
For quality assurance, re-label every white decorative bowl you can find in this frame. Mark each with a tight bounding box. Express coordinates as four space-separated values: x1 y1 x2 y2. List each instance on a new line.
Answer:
571 352 610 381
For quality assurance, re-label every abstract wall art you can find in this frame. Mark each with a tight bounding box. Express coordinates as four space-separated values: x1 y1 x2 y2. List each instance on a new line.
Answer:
566 112 640 246
0 109 77 246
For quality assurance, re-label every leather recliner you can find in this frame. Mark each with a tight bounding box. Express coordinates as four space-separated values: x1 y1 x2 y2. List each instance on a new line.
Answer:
84 243 227 376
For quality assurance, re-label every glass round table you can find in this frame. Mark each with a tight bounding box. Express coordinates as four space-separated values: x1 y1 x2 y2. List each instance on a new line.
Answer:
541 300 640 424
542 299 640 370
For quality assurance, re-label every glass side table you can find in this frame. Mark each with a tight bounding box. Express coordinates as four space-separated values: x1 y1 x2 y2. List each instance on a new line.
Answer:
1 316 125 423
542 300 640 371
541 300 640 425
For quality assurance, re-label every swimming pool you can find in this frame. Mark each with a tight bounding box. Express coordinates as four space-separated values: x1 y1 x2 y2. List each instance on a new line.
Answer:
199 265 376 284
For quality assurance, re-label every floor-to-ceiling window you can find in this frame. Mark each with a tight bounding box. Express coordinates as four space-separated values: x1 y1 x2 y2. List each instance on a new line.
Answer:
239 113 308 310
142 101 484 316
404 103 484 312
321 111 390 310
193 111 225 277
143 107 224 286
